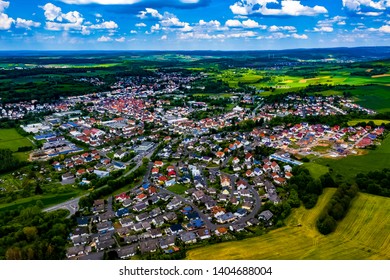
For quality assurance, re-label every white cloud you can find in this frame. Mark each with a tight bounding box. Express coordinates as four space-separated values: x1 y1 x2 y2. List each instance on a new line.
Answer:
137 8 163 19
42 3 85 32
230 0 328 16
269 25 296 32
225 19 266 29
135 22 146 27
180 23 193 32
368 24 390 33
292 33 308 39
161 35 167 40
225 19 242 27
0 1 13 30
199 20 221 27
151 23 160 32
228 31 257 38
342 0 389 12
0 0 9 13
115 37 125 42
15 18 41 29
42 3 63 21
97 35 112 42
310 16 345 33
95 13 102 18
81 26 90 35
90 20 118 29
140 9 192 33
379 25 390 32
243 19 264 28
0 12 13 30
357 11 383 16
130 30 137 33
160 15 187 27
313 26 334 32
179 32 225 40
263 32 308 39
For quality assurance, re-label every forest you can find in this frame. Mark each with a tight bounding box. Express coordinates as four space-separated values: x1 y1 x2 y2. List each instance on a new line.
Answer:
355 169 390 197
0 205 73 260
0 149 23 173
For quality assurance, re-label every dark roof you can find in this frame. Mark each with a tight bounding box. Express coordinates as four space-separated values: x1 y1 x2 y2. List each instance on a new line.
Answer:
259 210 274 221
170 224 183 233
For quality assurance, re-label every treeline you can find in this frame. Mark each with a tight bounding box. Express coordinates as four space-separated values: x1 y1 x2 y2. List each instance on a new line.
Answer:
0 77 109 103
356 169 390 197
0 149 24 174
289 167 325 209
0 205 74 259
316 183 358 235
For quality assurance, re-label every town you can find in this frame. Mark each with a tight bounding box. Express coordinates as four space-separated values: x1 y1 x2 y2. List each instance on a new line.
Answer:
0 67 385 260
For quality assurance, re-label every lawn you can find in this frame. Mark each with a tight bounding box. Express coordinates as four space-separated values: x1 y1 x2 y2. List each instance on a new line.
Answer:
187 189 390 260
314 134 390 180
167 184 189 195
303 162 329 179
0 128 33 152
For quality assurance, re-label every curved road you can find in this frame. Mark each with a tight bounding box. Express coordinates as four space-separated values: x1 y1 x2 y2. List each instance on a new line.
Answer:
43 146 158 215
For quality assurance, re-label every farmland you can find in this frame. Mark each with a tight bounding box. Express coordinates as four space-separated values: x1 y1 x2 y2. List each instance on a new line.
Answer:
347 119 390 126
186 189 390 260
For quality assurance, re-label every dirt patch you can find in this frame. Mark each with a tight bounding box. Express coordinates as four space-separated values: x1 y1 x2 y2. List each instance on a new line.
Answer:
366 69 373 73
299 77 321 83
372 74 390 78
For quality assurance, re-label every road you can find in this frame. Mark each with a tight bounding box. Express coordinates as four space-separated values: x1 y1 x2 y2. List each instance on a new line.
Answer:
44 197 81 216
43 145 158 215
252 101 264 118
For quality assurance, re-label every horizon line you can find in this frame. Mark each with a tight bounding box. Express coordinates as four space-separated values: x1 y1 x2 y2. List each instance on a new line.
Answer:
0 45 389 53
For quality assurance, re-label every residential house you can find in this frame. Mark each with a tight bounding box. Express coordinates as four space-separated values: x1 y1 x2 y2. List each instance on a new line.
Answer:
180 232 197 244
116 245 137 259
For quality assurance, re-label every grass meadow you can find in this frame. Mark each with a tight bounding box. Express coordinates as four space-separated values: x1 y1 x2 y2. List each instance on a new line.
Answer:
0 129 33 152
314 134 390 181
186 189 390 260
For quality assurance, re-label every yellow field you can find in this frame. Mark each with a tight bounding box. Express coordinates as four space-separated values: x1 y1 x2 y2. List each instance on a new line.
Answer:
186 189 390 260
347 119 390 126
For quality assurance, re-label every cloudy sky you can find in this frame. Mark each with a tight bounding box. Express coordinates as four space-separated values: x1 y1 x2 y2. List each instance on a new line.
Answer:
0 0 389 50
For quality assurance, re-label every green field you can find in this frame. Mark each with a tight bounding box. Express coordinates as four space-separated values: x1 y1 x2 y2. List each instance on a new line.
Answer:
187 189 390 260
303 162 329 179
348 119 390 126
315 134 390 180
349 85 390 112
0 129 33 152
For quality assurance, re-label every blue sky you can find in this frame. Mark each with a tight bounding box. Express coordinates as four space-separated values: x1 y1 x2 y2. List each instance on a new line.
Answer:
0 0 389 50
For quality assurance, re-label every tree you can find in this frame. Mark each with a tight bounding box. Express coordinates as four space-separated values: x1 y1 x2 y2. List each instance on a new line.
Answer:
23 226 38 241
105 250 119 260
317 214 337 235
320 173 337 189
5 247 22 260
